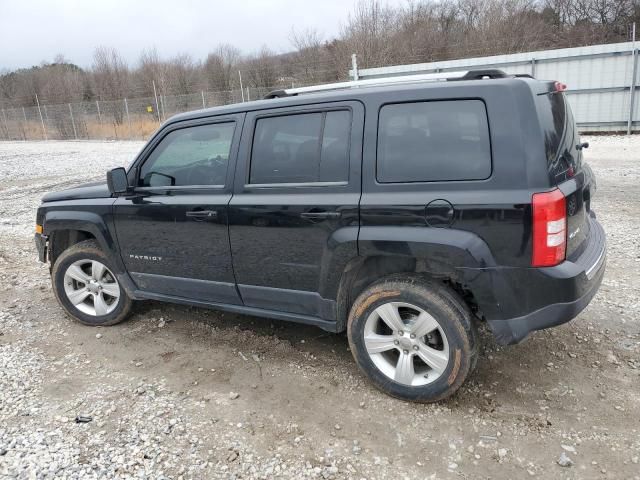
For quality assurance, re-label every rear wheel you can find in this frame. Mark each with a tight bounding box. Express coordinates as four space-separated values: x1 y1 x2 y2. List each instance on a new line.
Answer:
347 275 477 402
52 239 133 326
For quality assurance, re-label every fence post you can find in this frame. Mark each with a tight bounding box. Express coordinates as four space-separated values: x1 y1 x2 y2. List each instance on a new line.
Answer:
152 81 161 125
68 103 78 140
21 107 27 141
246 87 250 102
96 100 102 124
351 53 359 81
201 91 206 108
628 22 637 135
159 95 165 122
35 94 47 140
239 71 245 102
1 108 9 140
530 58 536 77
1 109 8 140
124 98 131 138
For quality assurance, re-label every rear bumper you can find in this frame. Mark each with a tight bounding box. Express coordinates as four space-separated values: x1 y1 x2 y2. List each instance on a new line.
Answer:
481 214 606 345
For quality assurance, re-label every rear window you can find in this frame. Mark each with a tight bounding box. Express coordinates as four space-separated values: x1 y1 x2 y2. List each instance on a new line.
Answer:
537 92 580 183
377 100 492 183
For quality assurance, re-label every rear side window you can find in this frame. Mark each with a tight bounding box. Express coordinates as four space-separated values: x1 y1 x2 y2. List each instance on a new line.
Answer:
250 111 351 184
377 100 491 183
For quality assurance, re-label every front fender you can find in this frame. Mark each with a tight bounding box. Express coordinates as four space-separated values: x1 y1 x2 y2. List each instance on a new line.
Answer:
41 203 124 273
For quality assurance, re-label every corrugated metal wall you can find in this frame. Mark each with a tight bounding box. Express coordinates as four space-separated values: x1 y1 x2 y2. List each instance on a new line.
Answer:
352 42 639 133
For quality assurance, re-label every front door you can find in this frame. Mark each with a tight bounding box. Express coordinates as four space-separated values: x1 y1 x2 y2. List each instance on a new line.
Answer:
228 102 364 320
114 116 243 304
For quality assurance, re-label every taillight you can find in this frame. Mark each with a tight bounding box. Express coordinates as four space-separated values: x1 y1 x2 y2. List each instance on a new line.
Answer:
554 81 567 92
532 189 566 267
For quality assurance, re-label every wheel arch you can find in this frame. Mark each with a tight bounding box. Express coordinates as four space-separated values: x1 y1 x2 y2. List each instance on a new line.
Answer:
335 228 498 332
42 211 123 272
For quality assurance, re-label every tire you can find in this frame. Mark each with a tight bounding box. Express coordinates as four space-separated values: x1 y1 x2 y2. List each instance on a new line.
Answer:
51 239 133 326
347 275 477 402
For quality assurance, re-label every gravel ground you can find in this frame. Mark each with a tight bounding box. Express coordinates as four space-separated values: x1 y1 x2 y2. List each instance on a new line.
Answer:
0 138 639 479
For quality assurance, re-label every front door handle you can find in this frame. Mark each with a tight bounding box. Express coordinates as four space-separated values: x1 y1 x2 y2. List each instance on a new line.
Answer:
186 210 218 221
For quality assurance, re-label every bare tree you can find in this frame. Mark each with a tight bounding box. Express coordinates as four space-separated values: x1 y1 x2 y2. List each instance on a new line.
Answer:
138 47 169 97
204 44 241 103
2 0 638 112
244 46 279 92
339 0 398 68
91 46 130 123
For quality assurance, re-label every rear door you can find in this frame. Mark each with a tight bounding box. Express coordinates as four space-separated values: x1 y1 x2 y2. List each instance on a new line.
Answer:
536 91 592 257
228 101 364 320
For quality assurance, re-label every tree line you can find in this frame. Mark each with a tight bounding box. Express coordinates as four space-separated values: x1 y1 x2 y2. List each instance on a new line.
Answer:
1 0 637 109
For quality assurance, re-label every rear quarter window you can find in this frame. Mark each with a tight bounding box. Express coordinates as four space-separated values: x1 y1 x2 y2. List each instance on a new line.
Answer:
376 99 492 183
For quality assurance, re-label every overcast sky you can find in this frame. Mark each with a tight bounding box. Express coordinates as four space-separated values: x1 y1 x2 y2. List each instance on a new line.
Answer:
1 0 407 71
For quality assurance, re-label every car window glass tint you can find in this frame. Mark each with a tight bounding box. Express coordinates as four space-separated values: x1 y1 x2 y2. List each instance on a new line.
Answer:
320 111 350 182
377 100 491 183
140 122 235 187
250 110 350 184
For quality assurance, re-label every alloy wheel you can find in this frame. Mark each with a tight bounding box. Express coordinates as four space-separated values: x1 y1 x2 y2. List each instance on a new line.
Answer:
63 259 120 316
363 301 450 386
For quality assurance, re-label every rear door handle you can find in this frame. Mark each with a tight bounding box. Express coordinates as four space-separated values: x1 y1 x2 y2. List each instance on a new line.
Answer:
300 211 341 220
186 210 218 220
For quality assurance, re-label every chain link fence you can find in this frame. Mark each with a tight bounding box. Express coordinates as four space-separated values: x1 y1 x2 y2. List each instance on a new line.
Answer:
0 86 279 141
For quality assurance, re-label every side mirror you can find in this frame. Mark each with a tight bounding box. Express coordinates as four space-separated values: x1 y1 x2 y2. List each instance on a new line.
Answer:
107 167 129 195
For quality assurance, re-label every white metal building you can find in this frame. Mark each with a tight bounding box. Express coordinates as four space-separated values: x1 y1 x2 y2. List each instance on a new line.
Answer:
350 42 639 133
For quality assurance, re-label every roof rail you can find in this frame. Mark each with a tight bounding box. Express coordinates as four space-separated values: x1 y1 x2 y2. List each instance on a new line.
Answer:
264 69 509 99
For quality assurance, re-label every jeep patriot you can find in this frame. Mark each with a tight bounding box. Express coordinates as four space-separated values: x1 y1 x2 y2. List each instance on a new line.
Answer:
34 70 606 402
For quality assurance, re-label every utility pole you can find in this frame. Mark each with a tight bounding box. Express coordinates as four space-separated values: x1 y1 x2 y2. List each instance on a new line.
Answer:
201 91 206 108
628 22 637 135
239 70 245 102
35 94 47 140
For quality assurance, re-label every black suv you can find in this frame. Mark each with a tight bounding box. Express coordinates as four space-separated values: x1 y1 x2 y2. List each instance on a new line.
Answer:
35 70 606 402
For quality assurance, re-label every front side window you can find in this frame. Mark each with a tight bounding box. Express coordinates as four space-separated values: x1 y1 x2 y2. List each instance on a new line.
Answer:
139 122 235 187
377 100 491 183
249 110 351 185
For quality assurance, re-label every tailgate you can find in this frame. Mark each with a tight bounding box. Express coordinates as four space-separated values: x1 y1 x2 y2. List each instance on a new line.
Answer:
536 89 594 258
559 171 592 259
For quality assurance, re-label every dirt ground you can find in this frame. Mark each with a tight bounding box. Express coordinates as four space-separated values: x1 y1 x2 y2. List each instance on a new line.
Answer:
0 138 639 479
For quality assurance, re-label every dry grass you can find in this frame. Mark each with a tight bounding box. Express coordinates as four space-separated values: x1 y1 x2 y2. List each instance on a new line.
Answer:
1 118 159 141
84 118 159 140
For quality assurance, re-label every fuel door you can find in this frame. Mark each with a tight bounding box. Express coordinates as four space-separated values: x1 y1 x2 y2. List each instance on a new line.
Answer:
425 199 454 228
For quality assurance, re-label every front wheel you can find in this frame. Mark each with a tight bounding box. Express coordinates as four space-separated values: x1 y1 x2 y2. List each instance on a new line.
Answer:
347 275 477 402
51 239 133 326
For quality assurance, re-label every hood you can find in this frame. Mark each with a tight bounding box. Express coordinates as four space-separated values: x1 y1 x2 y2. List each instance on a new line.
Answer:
42 181 112 202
